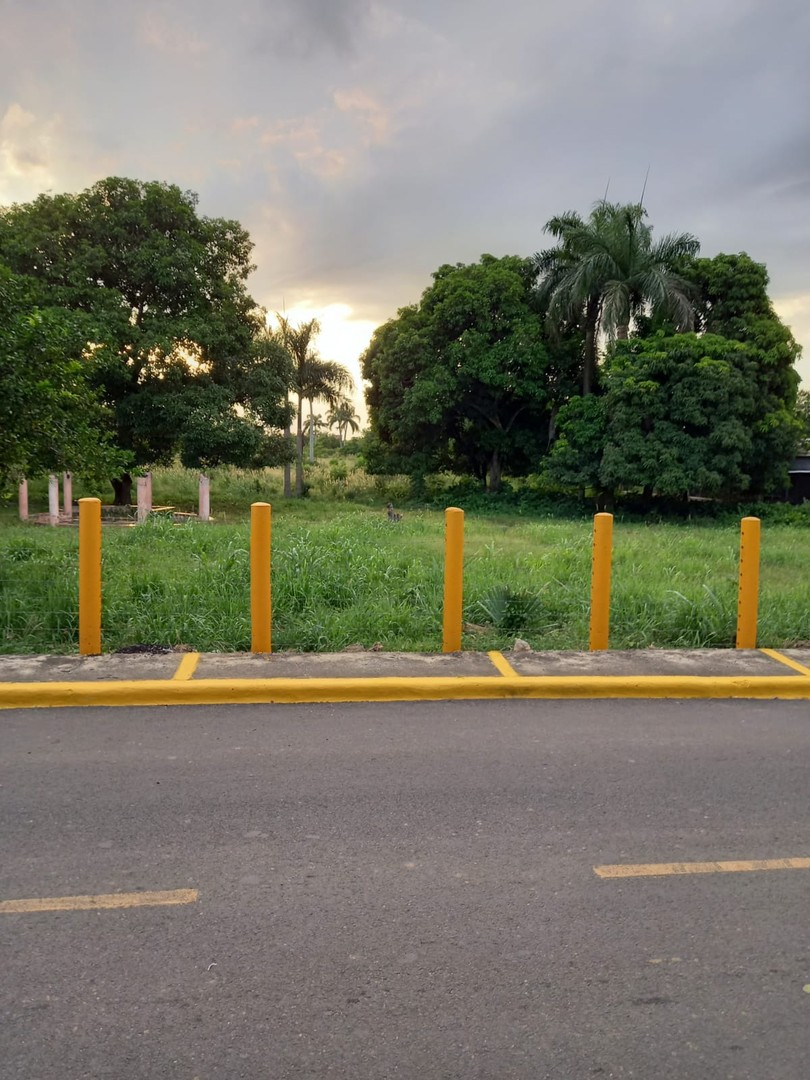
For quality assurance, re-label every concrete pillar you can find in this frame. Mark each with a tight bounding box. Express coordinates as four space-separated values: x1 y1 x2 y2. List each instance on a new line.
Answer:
145 471 153 508
199 474 210 522
136 476 150 524
48 474 59 526
18 479 28 521
63 472 73 519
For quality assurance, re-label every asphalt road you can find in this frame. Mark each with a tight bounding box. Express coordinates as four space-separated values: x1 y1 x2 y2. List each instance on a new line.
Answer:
1 700 809 1079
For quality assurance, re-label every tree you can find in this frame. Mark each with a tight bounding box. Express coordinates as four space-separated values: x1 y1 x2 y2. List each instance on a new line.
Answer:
546 333 766 504
327 401 361 446
363 255 579 492
275 315 354 495
535 200 699 395
685 252 802 494
0 177 293 501
543 395 607 495
597 334 759 502
0 263 125 496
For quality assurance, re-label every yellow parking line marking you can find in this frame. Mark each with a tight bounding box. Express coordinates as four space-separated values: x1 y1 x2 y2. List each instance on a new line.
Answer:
759 648 810 676
594 858 810 879
0 889 199 914
488 651 519 677
173 653 200 680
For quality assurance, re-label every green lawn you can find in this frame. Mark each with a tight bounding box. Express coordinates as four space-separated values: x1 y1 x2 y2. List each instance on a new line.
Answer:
1 501 808 654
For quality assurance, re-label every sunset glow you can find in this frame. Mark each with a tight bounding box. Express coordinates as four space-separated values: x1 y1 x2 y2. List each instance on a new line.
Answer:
268 302 376 422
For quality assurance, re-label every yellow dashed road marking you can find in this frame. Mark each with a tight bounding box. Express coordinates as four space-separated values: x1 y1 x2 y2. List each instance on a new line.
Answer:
595 858 810 879
0 889 199 914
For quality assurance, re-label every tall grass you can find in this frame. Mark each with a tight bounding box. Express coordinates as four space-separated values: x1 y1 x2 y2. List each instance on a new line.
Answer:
11 460 413 518
1 509 808 654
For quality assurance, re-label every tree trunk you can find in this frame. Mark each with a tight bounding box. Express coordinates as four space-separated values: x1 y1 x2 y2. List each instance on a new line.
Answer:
283 423 292 498
487 449 502 493
282 395 292 497
308 400 316 464
616 324 629 340
295 393 304 496
111 473 132 506
583 295 600 396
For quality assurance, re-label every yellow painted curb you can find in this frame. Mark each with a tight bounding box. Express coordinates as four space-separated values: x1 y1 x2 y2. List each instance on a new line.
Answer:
1 674 809 709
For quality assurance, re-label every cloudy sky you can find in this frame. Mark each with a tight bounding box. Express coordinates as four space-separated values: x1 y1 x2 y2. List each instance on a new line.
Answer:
1 0 809 401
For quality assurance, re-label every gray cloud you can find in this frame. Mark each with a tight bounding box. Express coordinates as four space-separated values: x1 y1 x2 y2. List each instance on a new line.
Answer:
245 0 374 58
0 0 808 382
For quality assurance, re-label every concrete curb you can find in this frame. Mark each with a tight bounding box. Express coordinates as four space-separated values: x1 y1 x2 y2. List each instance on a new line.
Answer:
2 673 810 709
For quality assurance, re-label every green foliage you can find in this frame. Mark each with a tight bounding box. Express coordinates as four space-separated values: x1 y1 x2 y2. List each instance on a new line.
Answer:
535 200 699 394
363 254 579 491
0 263 127 495
598 334 759 499
475 585 546 632
545 396 607 492
178 387 293 469
0 178 293 478
686 253 801 491
545 251 802 500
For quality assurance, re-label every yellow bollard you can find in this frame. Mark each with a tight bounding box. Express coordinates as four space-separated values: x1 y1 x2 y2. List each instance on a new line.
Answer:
736 516 761 649
251 502 272 653
78 498 102 655
442 507 465 653
589 512 613 651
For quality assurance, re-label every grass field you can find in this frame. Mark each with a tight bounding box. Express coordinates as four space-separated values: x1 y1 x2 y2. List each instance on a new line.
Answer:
1 488 809 654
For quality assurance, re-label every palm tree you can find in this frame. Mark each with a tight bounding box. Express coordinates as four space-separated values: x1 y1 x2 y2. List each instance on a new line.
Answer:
327 401 361 446
535 200 699 395
275 315 354 495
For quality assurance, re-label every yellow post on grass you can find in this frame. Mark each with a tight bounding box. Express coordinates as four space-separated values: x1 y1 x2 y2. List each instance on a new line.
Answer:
736 516 761 649
589 512 613 651
250 502 272 653
78 497 102 655
442 507 465 653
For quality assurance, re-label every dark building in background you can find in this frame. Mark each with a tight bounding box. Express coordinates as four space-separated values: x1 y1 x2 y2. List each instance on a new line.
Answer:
787 454 810 504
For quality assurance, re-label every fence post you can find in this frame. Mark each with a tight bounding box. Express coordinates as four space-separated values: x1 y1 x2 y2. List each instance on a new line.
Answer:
136 476 150 523
18 479 28 521
146 471 153 508
442 507 465 653
251 502 272 653
589 512 614 651
62 472 73 519
48 474 59 526
199 475 210 522
79 498 102 655
736 516 761 648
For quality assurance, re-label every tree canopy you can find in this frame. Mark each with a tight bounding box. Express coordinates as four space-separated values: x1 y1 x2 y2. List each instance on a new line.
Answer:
685 252 801 493
362 254 580 491
0 177 293 499
535 200 699 395
0 263 125 496
547 329 797 502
